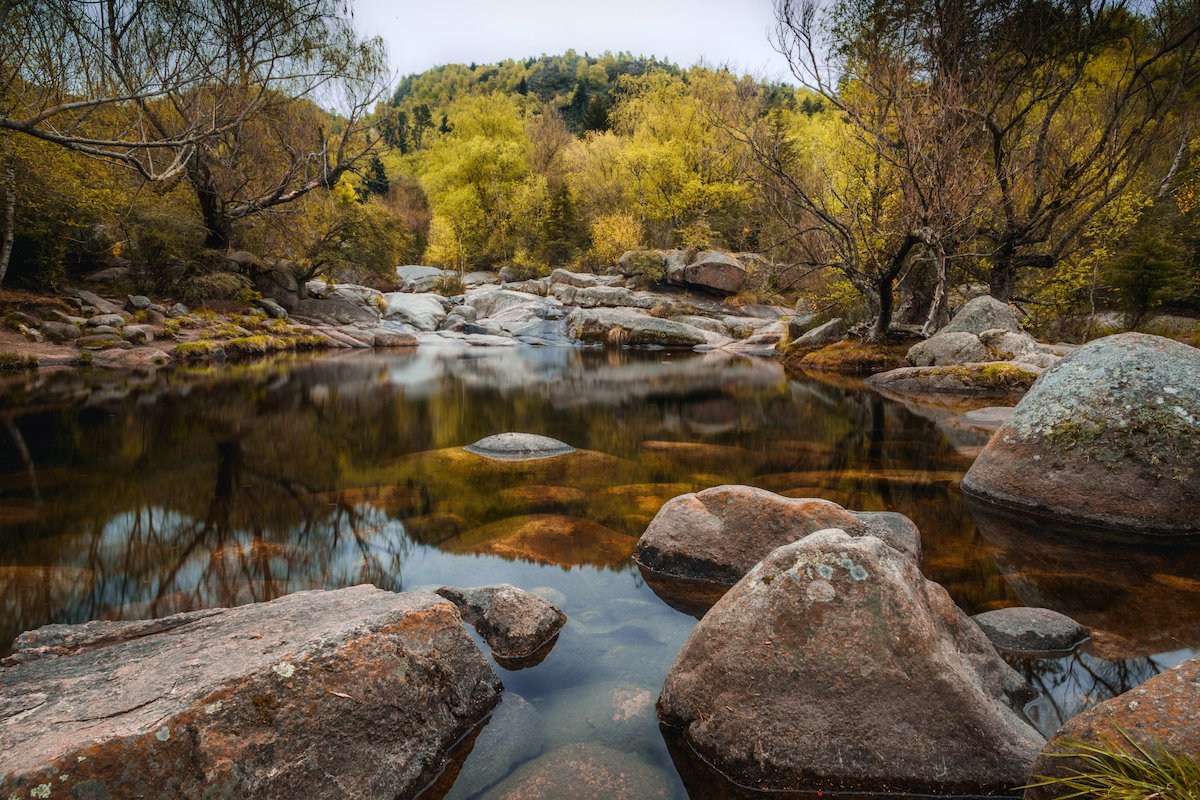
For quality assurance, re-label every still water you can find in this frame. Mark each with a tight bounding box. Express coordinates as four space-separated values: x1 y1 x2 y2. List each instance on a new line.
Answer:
1 347 1197 798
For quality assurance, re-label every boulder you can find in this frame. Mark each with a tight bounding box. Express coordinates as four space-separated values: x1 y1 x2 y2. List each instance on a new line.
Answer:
942 295 1020 336
38 321 80 342
549 268 608 288
634 485 921 586
464 433 576 461
166 303 189 318
0 586 501 799
480 743 672 800
972 607 1088 655
670 251 747 295
382 292 447 331
866 362 1041 396
907 331 990 366
125 294 151 312
90 347 172 370
792 317 847 349
1025 655 1200 800
567 308 707 347
76 334 129 350
961 333 1200 534
72 289 123 315
657 530 1044 794
257 298 288 320
435 584 566 664
225 250 264 270
468 288 562 326
253 262 302 306
87 314 126 328
396 265 450 292
122 324 154 344
980 328 1038 361
550 284 657 310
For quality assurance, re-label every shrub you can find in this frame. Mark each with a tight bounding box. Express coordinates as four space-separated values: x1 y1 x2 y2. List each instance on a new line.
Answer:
1024 730 1200 800
589 213 644 268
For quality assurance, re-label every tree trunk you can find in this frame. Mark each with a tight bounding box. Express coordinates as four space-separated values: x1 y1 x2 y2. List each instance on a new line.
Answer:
0 159 14 285
869 273 895 343
189 160 231 251
989 244 1016 301
922 242 950 335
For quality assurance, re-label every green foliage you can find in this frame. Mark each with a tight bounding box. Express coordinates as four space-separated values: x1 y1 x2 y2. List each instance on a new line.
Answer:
588 213 644 267
0 352 38 373
1024 730 1200 800
1107 232 1196 329
180 271 251 305
624 252 666 285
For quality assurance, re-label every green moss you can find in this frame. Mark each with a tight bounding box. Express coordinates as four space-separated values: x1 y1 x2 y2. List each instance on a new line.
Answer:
173 340 224 360
1041 406 1199 475
925 362 1039 390
0 352 38 373
789 341 908 374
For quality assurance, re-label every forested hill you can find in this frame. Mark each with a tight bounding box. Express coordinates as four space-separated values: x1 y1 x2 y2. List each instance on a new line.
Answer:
389 52 683 136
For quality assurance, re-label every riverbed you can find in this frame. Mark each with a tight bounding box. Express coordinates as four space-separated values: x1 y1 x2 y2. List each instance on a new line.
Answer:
1 347 1195 798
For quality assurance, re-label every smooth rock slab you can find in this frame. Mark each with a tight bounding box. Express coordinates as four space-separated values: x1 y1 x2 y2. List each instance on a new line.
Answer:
0 586 501 799
634 485 922 586
973 607 1089 655
465 433 576 461
658 530 1044 794
436 584 567 664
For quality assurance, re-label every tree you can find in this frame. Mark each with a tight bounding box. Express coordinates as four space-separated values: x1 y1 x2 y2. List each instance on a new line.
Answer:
364 156 390 198
1 0 389 258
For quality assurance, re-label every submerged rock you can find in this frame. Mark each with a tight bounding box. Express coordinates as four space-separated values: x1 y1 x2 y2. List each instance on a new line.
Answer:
634 485 922 586
1026 655 1200 800
465 433 576 461
0 586 501 799
444 515 633 570
658 530 1044 794
973 607 1088 655
962 333 1200 534
481 743 672 800
436 584 566 664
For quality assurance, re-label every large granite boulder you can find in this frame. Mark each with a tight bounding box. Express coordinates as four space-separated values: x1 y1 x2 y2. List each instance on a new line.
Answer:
791 317 847 349
550 284 658 310
942 295 1020 335
568 308 707 347
634 485 922 586
396 265 451 292
1025 655 1200 800
907 331 990 367
382 292 447 331
673 251 747 295
962 333 1200 534
0 586 501 799
435 584 566 665
657 530 1044 794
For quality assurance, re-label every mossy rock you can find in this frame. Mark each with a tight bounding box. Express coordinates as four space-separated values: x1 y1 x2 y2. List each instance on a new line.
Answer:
787 340 909 374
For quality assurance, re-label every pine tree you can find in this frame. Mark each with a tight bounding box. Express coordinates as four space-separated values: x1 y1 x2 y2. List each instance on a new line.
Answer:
364 156 389 198
581 95 610 133
516 76 529 96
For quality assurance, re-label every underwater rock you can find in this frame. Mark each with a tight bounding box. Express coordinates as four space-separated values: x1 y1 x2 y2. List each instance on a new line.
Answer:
658 529 1044 794
962 333 1200 534
973 607 1089 655
1025 655 1200 800
465 433 576 461
480 743 672 800
0 586 501 799
444 514 634 570
633 485 921 586
436 584 566 665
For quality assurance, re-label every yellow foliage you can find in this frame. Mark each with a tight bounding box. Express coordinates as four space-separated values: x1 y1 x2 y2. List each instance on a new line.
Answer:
588 213 644 266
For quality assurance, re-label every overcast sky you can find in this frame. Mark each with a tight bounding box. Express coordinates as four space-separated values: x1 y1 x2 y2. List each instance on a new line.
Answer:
353 0 795 81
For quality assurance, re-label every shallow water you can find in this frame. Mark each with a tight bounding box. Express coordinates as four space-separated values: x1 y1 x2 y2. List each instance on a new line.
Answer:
0 347 1196 798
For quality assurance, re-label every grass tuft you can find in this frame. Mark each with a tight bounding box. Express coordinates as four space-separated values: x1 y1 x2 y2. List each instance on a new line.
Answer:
1024 729 1200 800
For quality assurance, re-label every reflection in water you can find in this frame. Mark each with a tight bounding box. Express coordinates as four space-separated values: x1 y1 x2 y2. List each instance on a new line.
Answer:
1 347 1197 798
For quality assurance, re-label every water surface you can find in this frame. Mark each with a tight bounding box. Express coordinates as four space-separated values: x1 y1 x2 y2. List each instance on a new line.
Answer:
1 347 1196 798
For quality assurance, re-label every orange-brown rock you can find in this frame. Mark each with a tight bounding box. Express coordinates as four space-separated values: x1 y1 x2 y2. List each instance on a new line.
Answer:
444 514 635 570
0 586 501 799
1025 656 1200 800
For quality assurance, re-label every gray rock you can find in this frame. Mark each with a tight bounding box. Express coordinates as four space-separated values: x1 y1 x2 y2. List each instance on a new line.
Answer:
125 295 151 312
907 331 989 366
551 283 659 310
793 317 847 347
396 265 450 292
549 268 603 288
38 322 80 342
87 314 126 328
90 347 171 370
634 485 921 587
658 530 1044 794
435 584 566 663
480 743 672 800
253 262 302 306
166 303 189 318
77 334 128 350
972 607 1088 654
382 292 447 331
568 308 708 347
942 295 1020 336
962 333 1200 534
787 313 818 340
257 298 288 319
225 250 264 269
979 328 1038 360
0 586 501 799
88 324 119 335
72 289 123 315
122 324 154 344
865 362 1041 396
675 251 747 295
464 433 576 461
